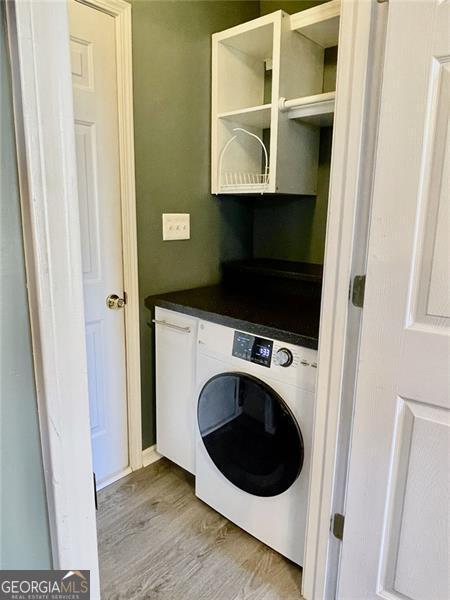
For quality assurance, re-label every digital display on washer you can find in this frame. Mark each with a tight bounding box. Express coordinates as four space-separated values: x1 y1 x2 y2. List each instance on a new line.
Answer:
232 331 273 367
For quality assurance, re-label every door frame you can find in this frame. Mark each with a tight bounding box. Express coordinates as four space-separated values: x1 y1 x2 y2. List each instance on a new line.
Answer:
5 0 100 594
302 1 388 598
5 0 140 592
74 0 143 477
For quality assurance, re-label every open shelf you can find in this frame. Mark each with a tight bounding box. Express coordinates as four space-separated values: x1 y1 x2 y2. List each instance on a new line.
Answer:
214 14 275 114
221 21 273 60
218 104 272 129
290 0 340 49
281 91 335 127
217 126 270 195
212 10 326 195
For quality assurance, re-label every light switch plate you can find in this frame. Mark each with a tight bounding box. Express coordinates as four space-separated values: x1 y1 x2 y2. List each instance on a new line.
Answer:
162 213 190 241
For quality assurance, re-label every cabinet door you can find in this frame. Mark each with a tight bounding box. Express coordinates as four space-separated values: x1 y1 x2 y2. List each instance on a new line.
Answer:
155 307 197 473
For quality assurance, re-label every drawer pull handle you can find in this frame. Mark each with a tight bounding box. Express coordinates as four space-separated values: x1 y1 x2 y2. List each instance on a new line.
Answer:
152 319 191 334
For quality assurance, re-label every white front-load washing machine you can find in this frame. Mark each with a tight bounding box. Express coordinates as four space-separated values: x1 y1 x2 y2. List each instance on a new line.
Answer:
195 319 317 566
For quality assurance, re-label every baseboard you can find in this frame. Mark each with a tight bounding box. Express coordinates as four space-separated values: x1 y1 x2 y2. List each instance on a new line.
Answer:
96 447 161 491
142 444 162 468
96 466 132 491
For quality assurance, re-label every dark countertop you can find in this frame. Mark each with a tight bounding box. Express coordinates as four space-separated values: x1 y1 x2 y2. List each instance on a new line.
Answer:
145 284 320 349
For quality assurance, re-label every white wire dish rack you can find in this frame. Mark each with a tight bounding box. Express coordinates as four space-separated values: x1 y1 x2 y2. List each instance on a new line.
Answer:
218 127 270 194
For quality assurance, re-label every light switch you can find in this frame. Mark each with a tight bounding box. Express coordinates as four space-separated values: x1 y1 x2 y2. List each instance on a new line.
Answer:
162 213 190 241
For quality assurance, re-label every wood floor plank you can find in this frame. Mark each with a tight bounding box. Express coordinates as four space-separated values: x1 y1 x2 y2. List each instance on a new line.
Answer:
97 459 303 600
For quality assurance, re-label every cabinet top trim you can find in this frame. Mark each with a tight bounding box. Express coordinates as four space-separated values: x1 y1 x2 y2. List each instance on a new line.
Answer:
290 0 340 48
212 10 286 43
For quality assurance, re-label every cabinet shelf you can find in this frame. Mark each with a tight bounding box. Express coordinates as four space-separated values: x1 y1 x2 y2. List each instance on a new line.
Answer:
212 10 323 195
281 91 335 127
218 104 272 129
290 0 340 49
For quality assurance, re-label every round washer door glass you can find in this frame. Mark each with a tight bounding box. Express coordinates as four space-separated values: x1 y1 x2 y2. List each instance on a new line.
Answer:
197 372 304 497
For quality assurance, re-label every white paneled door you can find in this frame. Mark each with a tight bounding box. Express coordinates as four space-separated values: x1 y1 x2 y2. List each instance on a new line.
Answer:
69 1 129 486
338 1 449 599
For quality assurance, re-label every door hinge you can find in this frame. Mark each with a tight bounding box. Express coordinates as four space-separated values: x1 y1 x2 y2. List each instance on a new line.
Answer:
93 473 98 510
351 275 366 308
331 513 345 541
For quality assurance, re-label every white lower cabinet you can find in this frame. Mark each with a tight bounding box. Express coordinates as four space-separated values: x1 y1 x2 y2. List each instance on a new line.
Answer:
154 307 198 474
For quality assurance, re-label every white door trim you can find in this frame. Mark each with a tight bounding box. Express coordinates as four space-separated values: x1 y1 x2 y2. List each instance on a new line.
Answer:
302 1 387 598
76 0 142 473
5 0 100 594
5 0 141 592
142 444 162 468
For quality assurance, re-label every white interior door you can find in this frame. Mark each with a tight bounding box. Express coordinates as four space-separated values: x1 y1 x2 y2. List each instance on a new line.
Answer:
69 0 129 486
338 1 449 599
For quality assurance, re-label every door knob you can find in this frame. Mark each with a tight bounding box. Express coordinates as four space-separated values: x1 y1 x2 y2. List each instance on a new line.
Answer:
106 294 125 310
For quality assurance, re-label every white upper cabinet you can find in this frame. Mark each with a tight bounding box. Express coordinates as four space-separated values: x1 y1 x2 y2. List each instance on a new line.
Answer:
211 2 340 196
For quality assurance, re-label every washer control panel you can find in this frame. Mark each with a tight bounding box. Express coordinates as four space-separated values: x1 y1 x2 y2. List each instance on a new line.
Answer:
232 331 273 367
198 321 318 391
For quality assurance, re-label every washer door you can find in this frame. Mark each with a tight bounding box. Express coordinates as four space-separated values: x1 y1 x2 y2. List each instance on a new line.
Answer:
197 372 304 497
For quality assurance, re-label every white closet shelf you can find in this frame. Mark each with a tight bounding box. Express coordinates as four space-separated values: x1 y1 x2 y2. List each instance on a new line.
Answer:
290 0 340 48
212 9 326 195
280 91 335 127
218 104 272 129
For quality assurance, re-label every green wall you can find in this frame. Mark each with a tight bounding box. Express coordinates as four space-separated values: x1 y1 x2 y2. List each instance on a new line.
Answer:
0 8 52 568
132 0 260 448
134 0 334 447
260 0 325 15
252 127 332 263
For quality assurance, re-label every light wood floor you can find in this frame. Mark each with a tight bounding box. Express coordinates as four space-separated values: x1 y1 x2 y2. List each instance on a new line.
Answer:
97 458 303 600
